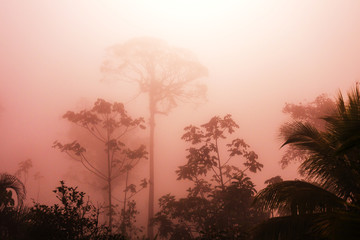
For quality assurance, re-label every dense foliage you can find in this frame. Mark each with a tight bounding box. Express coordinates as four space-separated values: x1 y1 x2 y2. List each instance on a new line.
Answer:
153 115 269 239
0 179 126 240
254 85 360 239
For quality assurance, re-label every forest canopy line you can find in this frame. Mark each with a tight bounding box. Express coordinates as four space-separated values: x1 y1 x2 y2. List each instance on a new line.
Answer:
1 35 360 240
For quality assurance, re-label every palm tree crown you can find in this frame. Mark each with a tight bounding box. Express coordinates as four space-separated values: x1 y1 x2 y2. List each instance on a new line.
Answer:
0 173 26 209
253 84 360 239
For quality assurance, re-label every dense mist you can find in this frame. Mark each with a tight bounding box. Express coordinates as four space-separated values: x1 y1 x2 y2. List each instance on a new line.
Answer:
1 1 360 239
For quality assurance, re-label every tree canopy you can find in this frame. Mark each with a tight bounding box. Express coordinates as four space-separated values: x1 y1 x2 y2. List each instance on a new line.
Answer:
102 37 208 114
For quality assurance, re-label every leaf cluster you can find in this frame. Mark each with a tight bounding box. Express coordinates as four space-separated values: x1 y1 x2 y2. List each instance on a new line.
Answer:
177 114 263 186
53 98 147 182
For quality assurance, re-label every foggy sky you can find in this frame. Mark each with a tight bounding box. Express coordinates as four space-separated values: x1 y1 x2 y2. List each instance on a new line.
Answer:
1 0 360 208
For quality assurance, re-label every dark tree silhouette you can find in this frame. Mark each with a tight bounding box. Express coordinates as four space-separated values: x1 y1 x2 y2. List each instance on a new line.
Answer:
153 115 268 239
0 173 26 210
29 181 105 239
254 85 360 240
54 99 147 233
101 37 208 238
0 174 27 239
264 176 283 186
0 180 129 240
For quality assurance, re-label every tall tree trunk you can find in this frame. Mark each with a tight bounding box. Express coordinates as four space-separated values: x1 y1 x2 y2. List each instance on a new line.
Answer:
121 170 129 235
215 138 225 190
37 181 40 202
108 177 112 233
107 132 113 233
148 94 155 239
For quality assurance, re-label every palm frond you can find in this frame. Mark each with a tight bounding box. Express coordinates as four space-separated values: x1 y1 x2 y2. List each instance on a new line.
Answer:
255 84 360 240
281 101 360 202
254 181 345 215
299 152 360 202
312 210 360 240
0 173 26 207
252 214 325 240
281 122 325 150
329 87 360 154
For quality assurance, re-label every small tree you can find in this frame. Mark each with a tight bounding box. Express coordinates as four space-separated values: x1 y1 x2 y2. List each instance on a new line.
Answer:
102 37 208 238
29 181 104 239
153 115 268 239
54 99 147 233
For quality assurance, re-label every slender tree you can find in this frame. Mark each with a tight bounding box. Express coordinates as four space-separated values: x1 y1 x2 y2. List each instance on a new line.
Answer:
102 37 208 238
54 98 147 233
33 172 43 202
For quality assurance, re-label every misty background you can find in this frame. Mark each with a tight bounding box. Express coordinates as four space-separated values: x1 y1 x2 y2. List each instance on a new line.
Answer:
0 0 359 219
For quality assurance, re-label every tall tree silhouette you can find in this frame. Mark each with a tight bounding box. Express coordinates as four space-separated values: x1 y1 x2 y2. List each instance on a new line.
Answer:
253 85 360 239
54 99 147 233
102 37 208 238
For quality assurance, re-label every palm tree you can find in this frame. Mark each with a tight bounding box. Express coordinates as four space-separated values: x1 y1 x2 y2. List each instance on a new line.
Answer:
253 85 360 240
0 173 26 210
